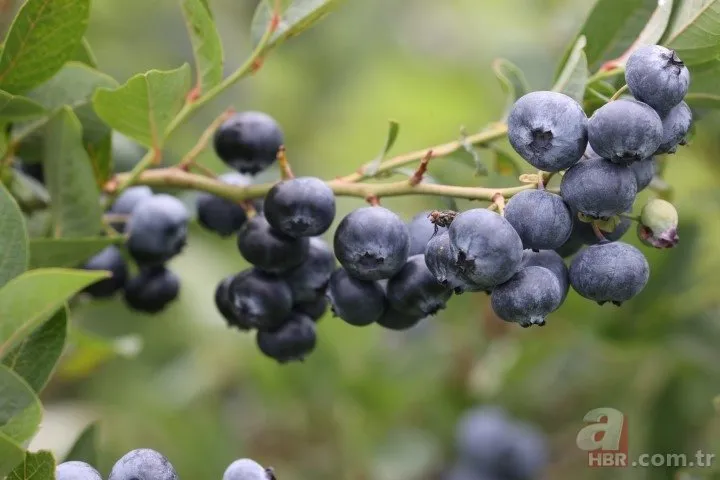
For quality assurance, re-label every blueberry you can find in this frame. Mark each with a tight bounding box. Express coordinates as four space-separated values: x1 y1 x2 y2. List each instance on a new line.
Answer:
625 45 690 115
520 250 569 302
214 111 283 174
560 157 637 218
223 458 274 480
386 254 452 317
285 237 335 302
334 206 410 281
326 268 386 326
293 293 328 321
375 306 424 331
407 210 446 256
504 190 573 250
256 312 316 363
656 101 692 154
126 194 189 266
215 275 252 330
237 215 309 273
196 172 252 236
228 268 293 330
447 209 523 289
630 157 656 191
569 241 650 305
108 448 178 480
490 266 563 327
82 246 128 297
56 461 102 480
264 177 336 237
108 186 153 233
124 266 180 314
425 232 483 294
587 99 663 164
507 91 588 171
444 462 499 480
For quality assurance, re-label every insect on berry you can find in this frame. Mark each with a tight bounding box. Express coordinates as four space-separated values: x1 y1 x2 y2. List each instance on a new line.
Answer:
427 209 457 236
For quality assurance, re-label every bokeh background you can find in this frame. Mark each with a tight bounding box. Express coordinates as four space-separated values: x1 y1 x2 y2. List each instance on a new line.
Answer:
26 0 720 479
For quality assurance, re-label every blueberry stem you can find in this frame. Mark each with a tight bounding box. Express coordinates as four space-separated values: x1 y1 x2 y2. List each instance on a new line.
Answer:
609 84 629 102
177 108 235 171
277 146 295 180
591 221 608 242
537 170 545 190
619 213 641 222
491 192 506 215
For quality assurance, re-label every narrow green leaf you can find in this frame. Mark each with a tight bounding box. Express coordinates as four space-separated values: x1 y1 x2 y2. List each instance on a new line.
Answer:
29 237 122 269
43 107 104 238
72 38 98 68
2 307 67 393
0 432 24 478
7 450 55 480
0 269 109 359
552 35 588 103
493 149 521 177
492 58 529 116
0 365 42 444
363 120 400 176
665 0 720 65
0 182 29 289
0 91 46 120
0 0 90 93
182 0 224 93
64 422 98 465
60 329 142 381
684 58 720 108
251 0 344 51
92 64 192 148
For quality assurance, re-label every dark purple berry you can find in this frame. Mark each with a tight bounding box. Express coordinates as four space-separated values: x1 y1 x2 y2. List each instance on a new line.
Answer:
264 177 336 237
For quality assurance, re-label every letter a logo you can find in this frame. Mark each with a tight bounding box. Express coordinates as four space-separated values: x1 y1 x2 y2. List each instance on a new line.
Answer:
576 407 626 452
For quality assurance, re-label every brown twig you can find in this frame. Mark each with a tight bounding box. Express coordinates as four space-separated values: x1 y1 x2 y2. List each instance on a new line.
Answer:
277 146 294 180
491 192 506 215
178 108 235 170
409 150 433 186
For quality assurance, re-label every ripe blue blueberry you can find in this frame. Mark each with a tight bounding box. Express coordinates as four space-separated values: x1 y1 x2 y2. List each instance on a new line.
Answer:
504 189 573 251
560 157 637 218
196 172 252 236
285 237 335 302
256 312 317 363
214 111 284 174
126 194 189 266
264 177 336 237
82 246 128 297
56 461 102 480
334 206 410 281
588 98 663 164
223 459 274 480
490 266 563 327
108 448 179 480
448 209 523 288
656 101 692 154
425 232 484 294
215 275 252 330
630 157 656 191
407 210 446 256
387 254 452 317
108 186 153 233
124 266 180 314
507 91 588 171
520 249 569 302
375 306 424 331
625 45 690 115
293 293 328 321
237 215 309 273
569 241 650 305
326 268 387 326
228 268 293 330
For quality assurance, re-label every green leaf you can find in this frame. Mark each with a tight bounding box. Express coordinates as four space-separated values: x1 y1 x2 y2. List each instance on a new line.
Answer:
7 450 55 480
665 0 720 65
0 269 109 359
251 0 344 51
0 91 46 120
684 58 720 108
0 432 24 478
59 329 142 381
363 120 400 176
72 38 98 68
0 365 42 444
0 182 29 290
29 237 122 269
43 108 104 238
64 422 98 465
2 307 67 393
492 58 529 116
552 35 588 103
182 0 224 93
492 148 521 177
92 64 192 149
0 0 90 93
619 0 675 62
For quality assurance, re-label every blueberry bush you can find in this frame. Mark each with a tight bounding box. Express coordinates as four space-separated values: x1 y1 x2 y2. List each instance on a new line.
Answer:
2 0 720 478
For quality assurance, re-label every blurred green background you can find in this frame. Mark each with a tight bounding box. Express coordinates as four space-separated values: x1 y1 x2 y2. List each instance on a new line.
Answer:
27 0 720 479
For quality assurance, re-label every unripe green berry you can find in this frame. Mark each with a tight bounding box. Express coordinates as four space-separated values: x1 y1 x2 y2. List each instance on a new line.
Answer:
637 199 679 248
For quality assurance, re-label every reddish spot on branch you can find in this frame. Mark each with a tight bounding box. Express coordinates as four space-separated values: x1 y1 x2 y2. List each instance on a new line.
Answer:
251 57 265 73
365 194 380 206
186 85 201 104
409 150 433 186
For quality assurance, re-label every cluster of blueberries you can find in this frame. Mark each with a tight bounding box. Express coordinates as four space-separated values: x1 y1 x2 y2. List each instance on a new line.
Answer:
56 449 274 480
447 406 547 480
